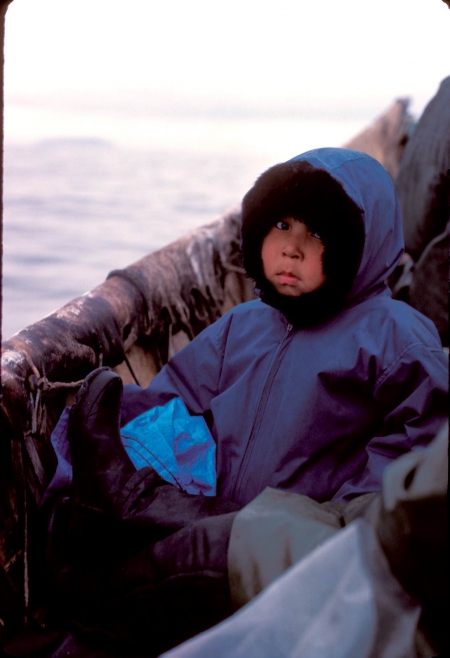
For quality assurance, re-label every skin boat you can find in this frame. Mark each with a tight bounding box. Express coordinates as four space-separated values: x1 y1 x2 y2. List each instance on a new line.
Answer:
0 1 414 644
0 105 411 645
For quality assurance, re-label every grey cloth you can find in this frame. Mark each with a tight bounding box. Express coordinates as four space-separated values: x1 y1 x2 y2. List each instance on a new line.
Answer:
163 520 421 658
371 422 448 653
227 486 375 609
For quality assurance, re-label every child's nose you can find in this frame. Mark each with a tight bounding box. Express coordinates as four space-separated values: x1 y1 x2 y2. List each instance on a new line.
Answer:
282 237 303 259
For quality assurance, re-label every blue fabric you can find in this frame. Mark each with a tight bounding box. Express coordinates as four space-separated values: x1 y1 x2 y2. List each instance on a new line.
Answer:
120 148 449 507
44 398 216 504
121 398 216 495
44 406 72 503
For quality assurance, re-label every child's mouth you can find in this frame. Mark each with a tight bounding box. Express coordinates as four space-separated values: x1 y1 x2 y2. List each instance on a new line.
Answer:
277 272 300 285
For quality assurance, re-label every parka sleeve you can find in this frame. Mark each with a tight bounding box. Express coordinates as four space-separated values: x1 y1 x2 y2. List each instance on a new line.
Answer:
119 314 229 427
333 343 448 502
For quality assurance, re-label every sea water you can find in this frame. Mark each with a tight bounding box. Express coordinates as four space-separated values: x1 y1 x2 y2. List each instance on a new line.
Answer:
2 115 366 340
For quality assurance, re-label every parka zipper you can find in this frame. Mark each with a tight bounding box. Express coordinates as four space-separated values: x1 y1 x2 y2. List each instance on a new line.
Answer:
231 322 294 501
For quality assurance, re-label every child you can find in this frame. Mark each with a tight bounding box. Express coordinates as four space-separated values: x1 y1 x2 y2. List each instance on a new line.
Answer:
120 147 447 505
46 147 448 656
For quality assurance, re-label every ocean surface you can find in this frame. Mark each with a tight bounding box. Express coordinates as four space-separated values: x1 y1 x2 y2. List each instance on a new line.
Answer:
2 115 366 340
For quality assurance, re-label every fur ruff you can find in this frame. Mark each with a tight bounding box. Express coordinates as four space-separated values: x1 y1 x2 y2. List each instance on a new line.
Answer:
241 160 365 326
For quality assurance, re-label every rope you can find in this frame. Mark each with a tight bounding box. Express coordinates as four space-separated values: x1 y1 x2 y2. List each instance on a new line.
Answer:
121 354 140 387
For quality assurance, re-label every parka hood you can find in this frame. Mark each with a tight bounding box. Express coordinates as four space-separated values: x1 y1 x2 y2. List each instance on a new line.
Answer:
241 148 405 325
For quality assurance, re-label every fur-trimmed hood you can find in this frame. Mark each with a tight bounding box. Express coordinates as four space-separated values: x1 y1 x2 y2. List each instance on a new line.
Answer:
241 148 405 325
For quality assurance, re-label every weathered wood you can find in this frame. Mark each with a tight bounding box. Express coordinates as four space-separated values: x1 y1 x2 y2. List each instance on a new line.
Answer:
395 77 450 260
1 207 248 440
0 208 253 637
344 98 412 179
393 77 450 347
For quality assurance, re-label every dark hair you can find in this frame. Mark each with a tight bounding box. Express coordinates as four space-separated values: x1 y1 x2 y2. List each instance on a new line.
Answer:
241 160 365 325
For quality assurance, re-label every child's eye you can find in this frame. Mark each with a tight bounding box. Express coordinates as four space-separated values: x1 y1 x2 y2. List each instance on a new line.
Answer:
310 231 322 240
275 220 290 231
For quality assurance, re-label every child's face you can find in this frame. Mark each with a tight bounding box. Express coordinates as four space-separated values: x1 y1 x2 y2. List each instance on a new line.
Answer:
261 217 326 297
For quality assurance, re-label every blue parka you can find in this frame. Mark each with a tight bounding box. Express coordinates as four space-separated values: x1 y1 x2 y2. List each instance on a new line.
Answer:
121 149 448 506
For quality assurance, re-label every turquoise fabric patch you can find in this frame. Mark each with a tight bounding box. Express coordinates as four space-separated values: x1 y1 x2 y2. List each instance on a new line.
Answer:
121 397 216 496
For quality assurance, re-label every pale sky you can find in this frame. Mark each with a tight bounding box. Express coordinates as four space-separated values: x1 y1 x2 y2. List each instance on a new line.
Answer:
4 0 450 145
